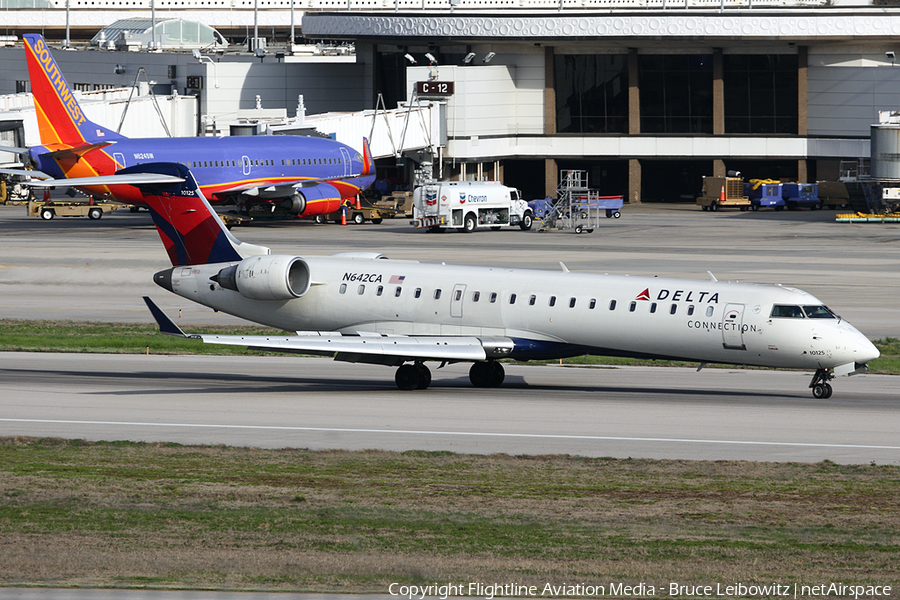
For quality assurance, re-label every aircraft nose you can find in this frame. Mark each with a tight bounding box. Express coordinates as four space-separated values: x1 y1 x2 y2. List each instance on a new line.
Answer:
856 335 880 364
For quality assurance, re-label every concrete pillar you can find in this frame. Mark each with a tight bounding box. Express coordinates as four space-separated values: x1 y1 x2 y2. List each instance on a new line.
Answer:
713 159 726 177
713 48 724 136
545 159 558 198
628 49 640 135
544 47 556 135
798 46 808 137
628 158 641 204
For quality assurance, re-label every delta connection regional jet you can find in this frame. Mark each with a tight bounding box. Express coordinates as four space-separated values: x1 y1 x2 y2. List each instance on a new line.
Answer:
0 34 374 218
132 163 878 397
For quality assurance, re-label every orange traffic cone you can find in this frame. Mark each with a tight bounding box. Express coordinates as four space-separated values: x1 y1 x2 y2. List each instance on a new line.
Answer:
341 206 347 225
719 185 726 203
355 195 361 210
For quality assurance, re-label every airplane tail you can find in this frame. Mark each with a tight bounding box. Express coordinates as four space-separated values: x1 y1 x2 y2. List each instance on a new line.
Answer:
361 137 374 177
23 34 125 148
118 162 269 267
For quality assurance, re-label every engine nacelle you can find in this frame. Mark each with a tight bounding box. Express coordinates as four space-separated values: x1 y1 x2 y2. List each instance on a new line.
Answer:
214 255 310 301
279 193 307 215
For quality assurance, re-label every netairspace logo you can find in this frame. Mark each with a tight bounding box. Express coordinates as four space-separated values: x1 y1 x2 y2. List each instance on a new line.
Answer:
387 581 893 600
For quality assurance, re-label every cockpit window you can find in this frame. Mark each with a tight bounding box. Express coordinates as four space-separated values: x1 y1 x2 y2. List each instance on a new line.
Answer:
770 305 805 318
803 305 837 319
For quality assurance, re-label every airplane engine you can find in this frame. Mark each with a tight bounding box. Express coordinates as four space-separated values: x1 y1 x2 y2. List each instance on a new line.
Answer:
214 255 310 301
280 193 306 215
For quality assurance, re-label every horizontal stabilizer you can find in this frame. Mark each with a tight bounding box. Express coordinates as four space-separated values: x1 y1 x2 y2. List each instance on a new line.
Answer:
44 141 116 162
0 168 53 180
0 144 32 155
143 297 195 338
23 172 186 188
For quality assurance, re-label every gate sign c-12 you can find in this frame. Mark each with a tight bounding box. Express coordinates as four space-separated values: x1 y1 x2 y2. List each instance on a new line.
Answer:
416 81 455 96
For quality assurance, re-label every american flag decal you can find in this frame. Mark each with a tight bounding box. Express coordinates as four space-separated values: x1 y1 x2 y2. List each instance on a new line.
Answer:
389 275 405 284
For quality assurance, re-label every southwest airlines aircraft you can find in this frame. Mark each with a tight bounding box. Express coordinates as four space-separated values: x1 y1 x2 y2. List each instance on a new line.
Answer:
134 163 879 398
0 34 375 217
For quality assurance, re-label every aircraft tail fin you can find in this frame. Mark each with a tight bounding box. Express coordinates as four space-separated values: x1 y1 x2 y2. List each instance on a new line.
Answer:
361 137 374 177
23 34 125 148
118 162 270 267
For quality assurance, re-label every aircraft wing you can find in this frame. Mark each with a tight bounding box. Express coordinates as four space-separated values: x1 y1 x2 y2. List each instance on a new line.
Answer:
143 296 488 364
218 173 370 198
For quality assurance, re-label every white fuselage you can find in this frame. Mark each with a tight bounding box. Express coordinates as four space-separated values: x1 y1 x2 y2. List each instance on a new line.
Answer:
161 255 879 372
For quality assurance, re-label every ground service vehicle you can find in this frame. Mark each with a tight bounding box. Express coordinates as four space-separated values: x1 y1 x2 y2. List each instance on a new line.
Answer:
28 199 125 220
744 180 785 211
412 181 533 232
782 182 821 210
696 176 751 211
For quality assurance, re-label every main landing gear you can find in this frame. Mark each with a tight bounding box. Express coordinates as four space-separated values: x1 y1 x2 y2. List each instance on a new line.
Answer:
393 361 506 390
809 368 834 399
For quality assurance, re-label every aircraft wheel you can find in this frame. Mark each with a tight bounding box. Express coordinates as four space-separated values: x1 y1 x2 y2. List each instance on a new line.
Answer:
823 383 833 398
40 208 55 220
87 207 103 220
415 363 431 390
812 383 830 399
352 212 365 225
463 213 477 233
395 364 421 391
469 361 505 388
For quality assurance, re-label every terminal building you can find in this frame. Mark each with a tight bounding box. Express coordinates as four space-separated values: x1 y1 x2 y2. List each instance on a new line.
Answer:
2 3 899 201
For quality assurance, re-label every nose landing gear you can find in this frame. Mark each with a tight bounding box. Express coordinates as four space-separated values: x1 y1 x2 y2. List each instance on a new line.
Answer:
809 368 834 399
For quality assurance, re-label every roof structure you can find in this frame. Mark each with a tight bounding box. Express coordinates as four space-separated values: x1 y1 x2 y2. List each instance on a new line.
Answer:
90 18 227 49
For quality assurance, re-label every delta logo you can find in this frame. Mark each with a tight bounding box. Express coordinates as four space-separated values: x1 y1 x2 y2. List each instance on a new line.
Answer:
636 288 720 303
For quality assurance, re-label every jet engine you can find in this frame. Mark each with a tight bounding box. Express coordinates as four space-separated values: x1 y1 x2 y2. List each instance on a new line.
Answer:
280 193 306 215
213 255 310 301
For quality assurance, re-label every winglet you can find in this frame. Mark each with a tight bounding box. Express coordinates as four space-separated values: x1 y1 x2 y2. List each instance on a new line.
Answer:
143 296 191 338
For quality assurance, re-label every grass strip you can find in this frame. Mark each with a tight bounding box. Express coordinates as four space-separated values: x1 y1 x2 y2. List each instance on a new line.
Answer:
0 438 898 592
1 320 898 374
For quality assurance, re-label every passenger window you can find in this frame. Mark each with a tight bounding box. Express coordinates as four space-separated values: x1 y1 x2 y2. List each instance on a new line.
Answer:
376 285 383 297
339 283 347 294
670 304 677 315
415 288 422 299
509 293 517 305
473 291 480 302
589 299 596 309
358 285 365 295
771 305 804 318
434 289 442 300
454 289 462 301
569 297 576 308
395 287 402 297
529 295 536 306
650 302 657 314
609 300 617 311
629 301 636 312
490 292 497 303
687 305 695 316
706 306 714 317
549 296 556 307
